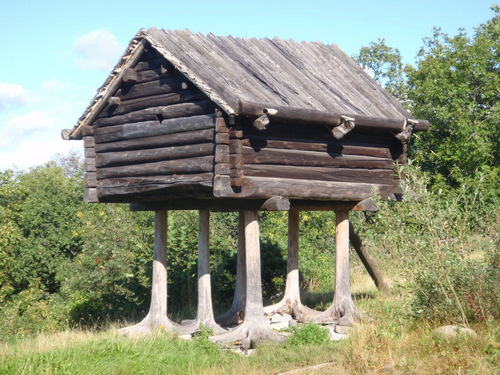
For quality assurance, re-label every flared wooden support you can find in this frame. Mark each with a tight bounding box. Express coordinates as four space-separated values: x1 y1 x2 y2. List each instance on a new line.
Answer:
264 210 319 320
119 211 186 335
215 212 246 326
311 209 360 325
211 210 285 348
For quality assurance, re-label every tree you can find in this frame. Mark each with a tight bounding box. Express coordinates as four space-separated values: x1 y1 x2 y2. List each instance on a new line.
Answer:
353 38 407 101
406 6 500 190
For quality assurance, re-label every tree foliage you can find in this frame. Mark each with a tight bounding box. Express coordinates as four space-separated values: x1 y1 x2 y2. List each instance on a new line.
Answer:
353 38 407 101
407 7 500 191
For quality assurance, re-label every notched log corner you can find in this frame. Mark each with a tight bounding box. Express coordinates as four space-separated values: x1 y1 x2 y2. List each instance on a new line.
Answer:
331 115 355 139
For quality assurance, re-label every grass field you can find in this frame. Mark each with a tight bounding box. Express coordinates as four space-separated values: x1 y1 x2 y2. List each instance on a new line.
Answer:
1 267 498 375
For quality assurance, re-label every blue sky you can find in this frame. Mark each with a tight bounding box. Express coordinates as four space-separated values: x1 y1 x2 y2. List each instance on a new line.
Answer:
0 0 496 170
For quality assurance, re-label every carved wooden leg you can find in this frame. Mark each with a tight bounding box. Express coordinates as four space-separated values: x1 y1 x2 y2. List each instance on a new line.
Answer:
211 210 285 348
264 210 319 320
312 210 360 325
119 211 181 335
215 212 246 327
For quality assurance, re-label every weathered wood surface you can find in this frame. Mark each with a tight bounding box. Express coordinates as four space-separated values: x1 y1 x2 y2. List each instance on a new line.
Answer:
96 155 214 179
243 165 393 184
241 147 394 169
97 173 213 199
85 172 97 188
100 89 206 117
241 136 391 158
84 187 98 203
113 75 189 102
95 99 214 127
214 175 390 200
147 28 423 126
93 114 216 143
95 142 215 168
94 129 214 153
131 197 292 212
349 222 391 296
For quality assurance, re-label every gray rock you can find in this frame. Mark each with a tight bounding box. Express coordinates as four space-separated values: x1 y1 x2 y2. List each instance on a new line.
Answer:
328 326 348 341
270 321 290 331
432 325 478 339
177 334 192 340
335 325 352 335
271 313 285 323
282 313 293 322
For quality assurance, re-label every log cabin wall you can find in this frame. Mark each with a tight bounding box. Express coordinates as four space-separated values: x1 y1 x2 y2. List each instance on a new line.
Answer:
85 46 218 203
214 118 405 201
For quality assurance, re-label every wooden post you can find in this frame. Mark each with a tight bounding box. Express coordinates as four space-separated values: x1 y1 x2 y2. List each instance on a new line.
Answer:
119 210 180 335
216 212 246 326
264 210 319 319
194 210 225 333
149 210 169 325
312 210 360 326
211 210 285 347
331 210 360 325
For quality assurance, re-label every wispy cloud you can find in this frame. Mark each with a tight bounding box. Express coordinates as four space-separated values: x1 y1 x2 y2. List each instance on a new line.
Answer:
71 29 124 71
0 81 31 110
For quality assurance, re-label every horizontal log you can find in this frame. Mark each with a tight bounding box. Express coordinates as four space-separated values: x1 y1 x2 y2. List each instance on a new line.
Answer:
214 175 393 200
96 142 215 168
242 136 391 158
290 198 379 212
99 89 206 117
237 99 430 132
97 174 213 200
94 129 215 153
94 114 216 144
241 121 399 147
134 57 166 72
243 164 394 184
242 147 394 169
98 173 213 188
114 75 190 102
130 197 292 211
96 155 214 179
95 99 215 127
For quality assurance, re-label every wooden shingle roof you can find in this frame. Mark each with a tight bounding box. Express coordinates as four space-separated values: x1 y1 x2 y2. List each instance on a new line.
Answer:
66 28 428 140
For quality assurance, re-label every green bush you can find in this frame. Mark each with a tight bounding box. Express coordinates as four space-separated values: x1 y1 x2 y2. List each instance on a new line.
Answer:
285 323 330 347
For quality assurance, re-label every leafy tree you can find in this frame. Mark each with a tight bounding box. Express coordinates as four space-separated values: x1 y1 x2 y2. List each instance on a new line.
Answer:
353 38 407 101
407 6 500 191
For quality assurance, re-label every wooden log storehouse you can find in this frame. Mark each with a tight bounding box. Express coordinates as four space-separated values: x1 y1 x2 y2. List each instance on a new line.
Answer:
63 28 428 206
63 28 429 343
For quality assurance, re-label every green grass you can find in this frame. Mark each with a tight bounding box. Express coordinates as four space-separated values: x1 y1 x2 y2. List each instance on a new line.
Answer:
1 290 498 375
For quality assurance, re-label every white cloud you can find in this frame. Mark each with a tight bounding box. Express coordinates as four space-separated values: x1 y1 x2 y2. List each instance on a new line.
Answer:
0 110 55 149
0 78 86 171
71 29 124 71
0 135 82 171
0 81 31 110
